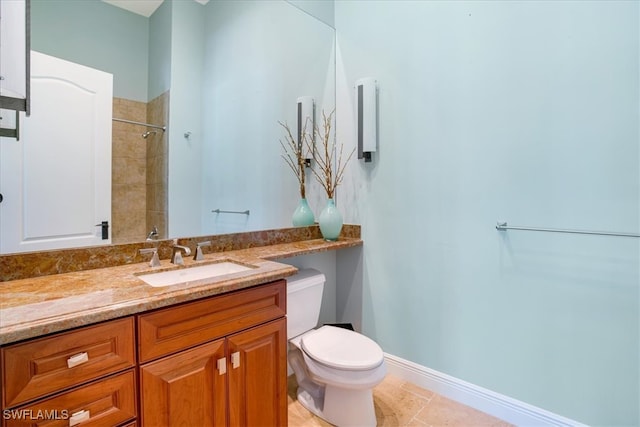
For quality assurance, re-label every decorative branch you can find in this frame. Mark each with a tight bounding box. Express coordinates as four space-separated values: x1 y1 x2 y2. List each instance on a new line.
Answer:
308 110 355 200
278 120 308 198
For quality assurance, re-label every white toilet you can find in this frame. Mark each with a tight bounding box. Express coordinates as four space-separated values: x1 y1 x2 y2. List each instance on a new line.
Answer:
287 268 386 427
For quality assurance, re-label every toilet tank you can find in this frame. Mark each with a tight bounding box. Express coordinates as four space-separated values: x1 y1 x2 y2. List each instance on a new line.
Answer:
286 268 325 339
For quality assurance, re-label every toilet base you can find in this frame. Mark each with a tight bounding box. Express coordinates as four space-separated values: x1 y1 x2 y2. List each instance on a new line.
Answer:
289 345 379 427
297 385 377 427
327 385 377 426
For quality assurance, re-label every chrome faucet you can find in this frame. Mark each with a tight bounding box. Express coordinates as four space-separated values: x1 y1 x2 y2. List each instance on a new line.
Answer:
171 243 192 265
146 226 159 241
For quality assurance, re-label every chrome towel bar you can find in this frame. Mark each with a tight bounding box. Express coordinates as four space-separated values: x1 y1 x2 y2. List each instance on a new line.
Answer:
212 209 250 215
496 222 639 238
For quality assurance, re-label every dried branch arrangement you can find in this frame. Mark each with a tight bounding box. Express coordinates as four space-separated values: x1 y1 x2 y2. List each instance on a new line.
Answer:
308 110 355 200
278 120 308 198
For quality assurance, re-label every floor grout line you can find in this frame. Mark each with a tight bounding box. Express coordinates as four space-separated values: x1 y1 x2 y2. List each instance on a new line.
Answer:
400 382 435 403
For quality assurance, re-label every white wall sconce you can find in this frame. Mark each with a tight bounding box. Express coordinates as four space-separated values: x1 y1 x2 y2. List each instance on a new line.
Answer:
355 77 377 162
297 96 315 166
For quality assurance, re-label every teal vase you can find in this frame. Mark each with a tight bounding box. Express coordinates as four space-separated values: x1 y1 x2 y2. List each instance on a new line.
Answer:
292 198 315 226
318 199 343 241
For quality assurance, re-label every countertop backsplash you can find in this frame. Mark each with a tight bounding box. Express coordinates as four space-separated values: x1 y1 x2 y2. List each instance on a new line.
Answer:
0 225 360 282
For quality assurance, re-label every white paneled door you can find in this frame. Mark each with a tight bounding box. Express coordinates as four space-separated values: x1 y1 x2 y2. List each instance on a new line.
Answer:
0 51 113 253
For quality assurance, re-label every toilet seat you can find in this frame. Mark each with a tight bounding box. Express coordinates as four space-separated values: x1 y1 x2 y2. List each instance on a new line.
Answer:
300 326 384 371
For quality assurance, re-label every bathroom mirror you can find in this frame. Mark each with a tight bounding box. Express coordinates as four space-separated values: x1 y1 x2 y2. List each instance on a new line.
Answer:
2 0 335 253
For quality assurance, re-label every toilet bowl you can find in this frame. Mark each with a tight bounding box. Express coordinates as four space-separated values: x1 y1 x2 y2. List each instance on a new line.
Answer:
287 269 386 426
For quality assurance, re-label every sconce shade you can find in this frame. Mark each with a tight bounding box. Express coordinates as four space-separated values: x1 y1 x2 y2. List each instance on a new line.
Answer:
355 77 377 162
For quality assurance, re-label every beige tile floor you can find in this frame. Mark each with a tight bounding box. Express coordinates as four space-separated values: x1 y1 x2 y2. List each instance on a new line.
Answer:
288 374 513 426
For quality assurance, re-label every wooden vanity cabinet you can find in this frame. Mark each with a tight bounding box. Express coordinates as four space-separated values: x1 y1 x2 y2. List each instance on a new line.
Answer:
137 280 288 427
139 319 287 427
1 279 288 427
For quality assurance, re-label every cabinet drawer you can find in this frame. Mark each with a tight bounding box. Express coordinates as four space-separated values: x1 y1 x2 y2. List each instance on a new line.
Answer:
138 280 286 362
3 371 136 427
2 317 135 408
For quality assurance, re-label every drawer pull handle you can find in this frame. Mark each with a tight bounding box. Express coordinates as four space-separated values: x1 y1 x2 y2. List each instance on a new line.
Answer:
231 351 240 369
217 357 227 375
66 352 89 368
69 409 90 426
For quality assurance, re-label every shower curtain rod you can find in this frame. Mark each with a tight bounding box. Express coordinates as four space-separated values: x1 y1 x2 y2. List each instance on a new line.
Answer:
496 222 640 238
112 117 166 131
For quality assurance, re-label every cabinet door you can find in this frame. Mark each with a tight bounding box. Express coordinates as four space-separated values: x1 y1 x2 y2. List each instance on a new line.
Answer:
139 339 227 427
228 318 287 427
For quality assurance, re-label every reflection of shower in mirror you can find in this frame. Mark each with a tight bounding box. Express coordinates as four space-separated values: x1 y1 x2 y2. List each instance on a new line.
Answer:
26 0 335 245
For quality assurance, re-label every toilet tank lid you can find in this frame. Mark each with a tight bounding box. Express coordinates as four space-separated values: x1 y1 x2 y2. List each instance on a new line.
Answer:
286 268 326 291
301 325 384 371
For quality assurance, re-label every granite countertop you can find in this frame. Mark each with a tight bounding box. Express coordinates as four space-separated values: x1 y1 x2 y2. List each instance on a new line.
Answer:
0 237 362 345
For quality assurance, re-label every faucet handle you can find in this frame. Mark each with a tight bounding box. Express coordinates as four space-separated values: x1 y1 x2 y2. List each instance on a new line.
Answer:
194 241 212 261
139 248 161 267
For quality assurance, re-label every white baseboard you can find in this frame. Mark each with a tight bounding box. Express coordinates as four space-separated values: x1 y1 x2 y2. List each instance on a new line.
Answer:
383 353 586 427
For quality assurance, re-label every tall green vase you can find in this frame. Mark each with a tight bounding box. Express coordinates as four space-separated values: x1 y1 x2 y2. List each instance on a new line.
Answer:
292 198 315 227
318 199 343 241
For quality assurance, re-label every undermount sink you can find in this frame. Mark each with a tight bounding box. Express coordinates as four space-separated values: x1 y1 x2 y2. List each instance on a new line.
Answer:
136 261 253 287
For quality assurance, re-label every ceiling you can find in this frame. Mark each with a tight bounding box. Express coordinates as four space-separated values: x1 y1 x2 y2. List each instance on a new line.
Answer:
102 0 209 18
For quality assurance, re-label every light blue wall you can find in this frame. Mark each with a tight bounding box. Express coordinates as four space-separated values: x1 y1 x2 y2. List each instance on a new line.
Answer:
335 1 639 425
197 0 335 235
167 0 206 237
287 0 335 28
148 0 172 101
30 0 149 102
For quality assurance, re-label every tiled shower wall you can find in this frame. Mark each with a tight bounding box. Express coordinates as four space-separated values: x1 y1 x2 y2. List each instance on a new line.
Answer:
112 98 147 243
146 92 169 241
111 92 168 244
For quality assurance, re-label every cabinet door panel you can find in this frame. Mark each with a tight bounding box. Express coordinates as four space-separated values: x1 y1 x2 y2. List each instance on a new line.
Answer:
139 339 227 427
228 318 287 427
